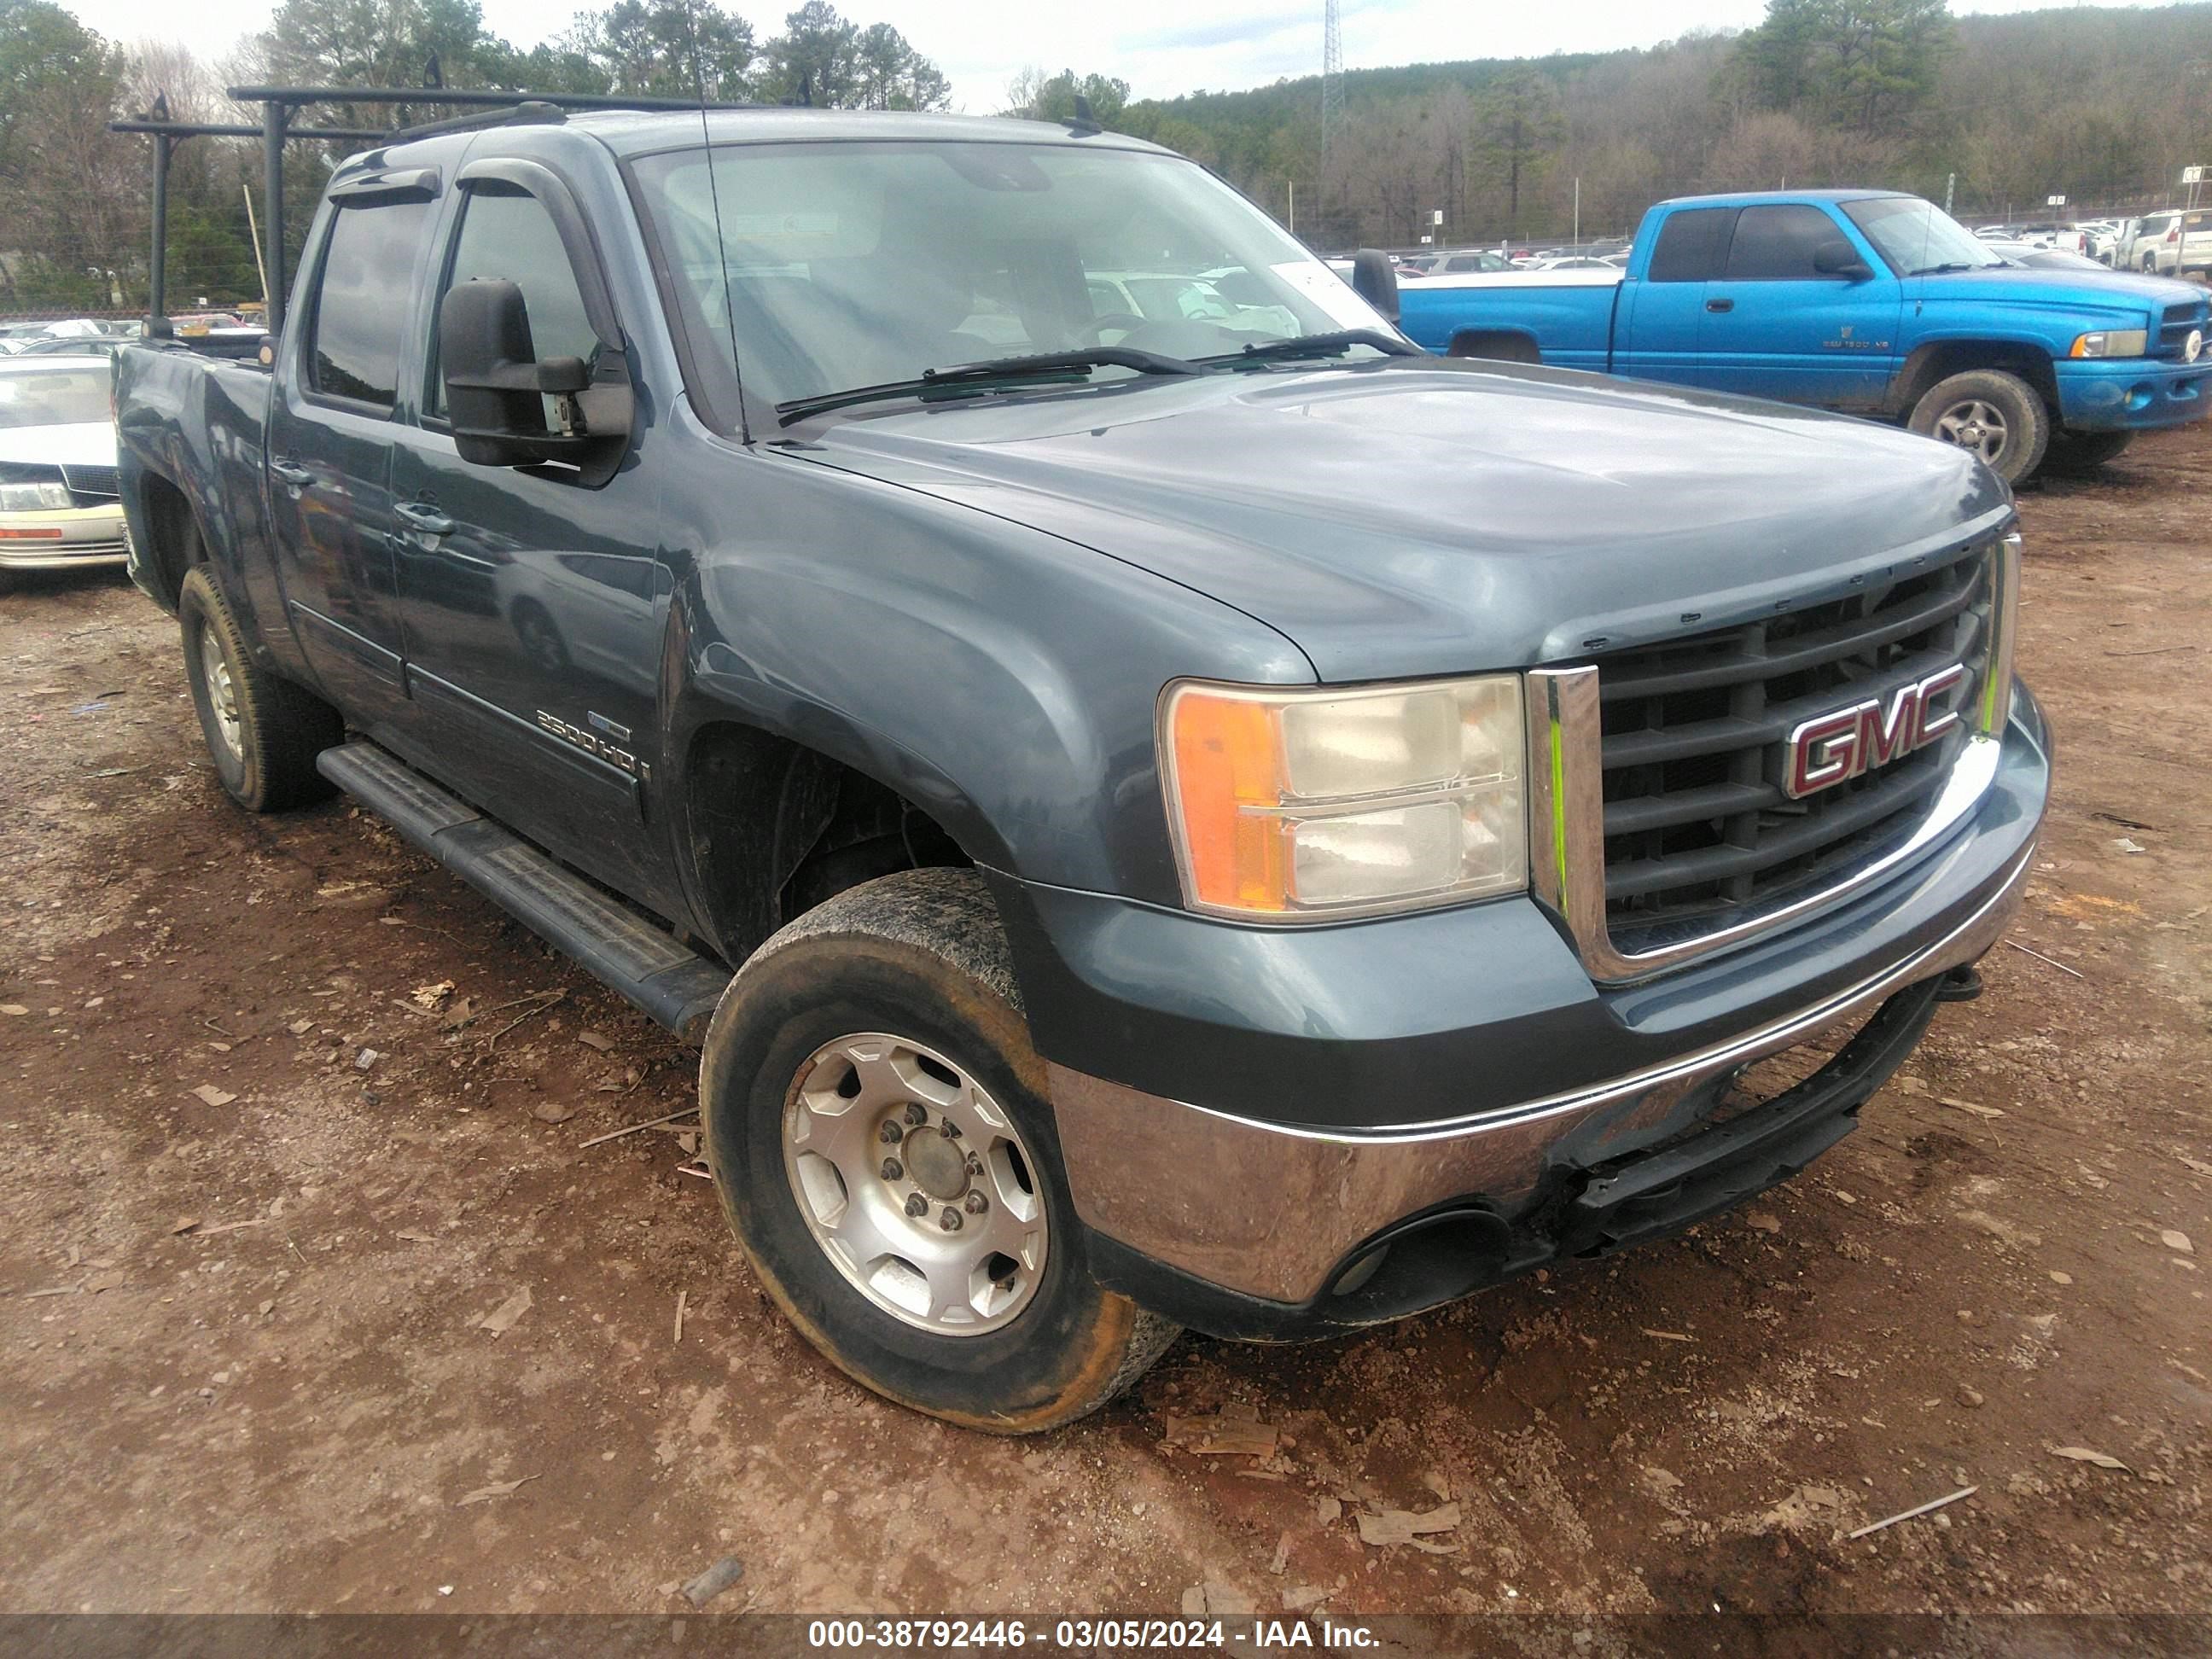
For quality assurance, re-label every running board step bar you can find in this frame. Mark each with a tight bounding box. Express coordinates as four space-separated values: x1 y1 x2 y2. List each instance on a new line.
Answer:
317 742 730 1040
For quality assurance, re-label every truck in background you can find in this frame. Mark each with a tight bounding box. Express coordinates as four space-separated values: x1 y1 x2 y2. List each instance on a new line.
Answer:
1399 189 2209 484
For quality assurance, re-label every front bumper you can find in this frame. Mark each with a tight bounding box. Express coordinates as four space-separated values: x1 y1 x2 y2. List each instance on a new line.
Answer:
2052 356 2208 431
0 504 129 571
1010 689 2049 1337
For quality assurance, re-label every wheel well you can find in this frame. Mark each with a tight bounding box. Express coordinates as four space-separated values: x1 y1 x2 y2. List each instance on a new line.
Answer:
135 473 205 608
1892 342 2058 420
1447 329 1543 364
682 721 971 967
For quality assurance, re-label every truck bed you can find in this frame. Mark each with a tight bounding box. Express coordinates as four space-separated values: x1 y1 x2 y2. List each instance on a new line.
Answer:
1397 267 1623 371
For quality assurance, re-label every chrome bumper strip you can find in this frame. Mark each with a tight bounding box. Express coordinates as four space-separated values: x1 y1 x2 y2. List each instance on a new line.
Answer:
1049 839 2034 1306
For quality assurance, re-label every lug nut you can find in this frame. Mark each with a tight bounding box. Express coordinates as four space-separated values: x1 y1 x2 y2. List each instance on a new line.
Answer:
966 1154 984 1175
905 1193 928 1218
964 1190 987 1214
879 1121 903 1144
940 1208 963 1231
881 1158 903 1181
904 1102 927 1126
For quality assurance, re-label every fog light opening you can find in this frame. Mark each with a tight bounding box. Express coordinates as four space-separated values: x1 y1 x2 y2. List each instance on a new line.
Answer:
1330 1245 1390 1296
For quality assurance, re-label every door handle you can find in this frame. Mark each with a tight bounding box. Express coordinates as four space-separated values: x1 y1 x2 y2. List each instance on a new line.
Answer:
271 459 313 488
1704 298 1735 313
394 502 456 538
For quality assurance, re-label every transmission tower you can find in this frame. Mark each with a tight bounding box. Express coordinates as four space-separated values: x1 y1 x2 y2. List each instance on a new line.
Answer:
1321 0 1342 160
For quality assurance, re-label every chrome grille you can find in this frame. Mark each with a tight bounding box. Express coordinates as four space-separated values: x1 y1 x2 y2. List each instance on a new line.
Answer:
61 464 119 502
2157 299 2207 359
1592 546 1996 950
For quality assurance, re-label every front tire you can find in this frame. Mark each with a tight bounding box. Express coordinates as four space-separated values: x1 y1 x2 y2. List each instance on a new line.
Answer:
2040 428 2134 476
178 565 342 812
699 870 1178 1431
1907 369 2049 486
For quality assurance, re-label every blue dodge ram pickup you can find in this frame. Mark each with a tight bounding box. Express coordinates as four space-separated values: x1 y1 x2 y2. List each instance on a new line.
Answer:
117 111 2049 1429
1400 189 2209 485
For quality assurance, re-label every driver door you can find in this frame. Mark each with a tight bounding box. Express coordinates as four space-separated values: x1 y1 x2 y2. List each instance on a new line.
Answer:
1697 205 1901 410
385 165 676 911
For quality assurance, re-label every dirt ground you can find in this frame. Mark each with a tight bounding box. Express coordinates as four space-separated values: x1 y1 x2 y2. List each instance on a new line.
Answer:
0 424 2207 1631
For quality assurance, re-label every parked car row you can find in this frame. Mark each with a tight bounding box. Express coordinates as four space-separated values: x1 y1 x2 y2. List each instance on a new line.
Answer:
1394 239 1632 278
1976 212 2212 275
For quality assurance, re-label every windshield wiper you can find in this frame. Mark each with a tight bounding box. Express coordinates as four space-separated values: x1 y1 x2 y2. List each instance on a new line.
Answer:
777 346 1199 425
1909 261 1993 276
1199 329 1423 366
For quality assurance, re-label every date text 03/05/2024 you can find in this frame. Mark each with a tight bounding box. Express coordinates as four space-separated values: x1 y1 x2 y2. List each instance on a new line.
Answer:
805 1618 1382 1650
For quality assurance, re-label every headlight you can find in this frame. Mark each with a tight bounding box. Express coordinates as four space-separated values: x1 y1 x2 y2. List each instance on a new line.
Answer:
0 480 71 513
2069 329 2148 358
1160 675 1527 920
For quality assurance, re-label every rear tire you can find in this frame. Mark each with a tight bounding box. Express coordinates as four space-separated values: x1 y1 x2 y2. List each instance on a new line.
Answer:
178 565 342 812
1907 369 2049 486
699 869 1178 1432
2040 428 2134 476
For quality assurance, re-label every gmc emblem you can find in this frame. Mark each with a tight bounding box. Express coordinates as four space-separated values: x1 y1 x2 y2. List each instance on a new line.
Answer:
1783 664 1969 799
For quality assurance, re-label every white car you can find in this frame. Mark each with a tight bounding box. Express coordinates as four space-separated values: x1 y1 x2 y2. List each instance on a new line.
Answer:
0 356 129 585
2118 209 2212 277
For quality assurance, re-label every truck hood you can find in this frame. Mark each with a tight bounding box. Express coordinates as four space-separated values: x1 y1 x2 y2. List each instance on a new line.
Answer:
0 421 118 469
800 358 2008 682
1913 264 2204 323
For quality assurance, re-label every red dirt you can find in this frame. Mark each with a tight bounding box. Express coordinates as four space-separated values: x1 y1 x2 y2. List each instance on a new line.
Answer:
0 426 2205 1620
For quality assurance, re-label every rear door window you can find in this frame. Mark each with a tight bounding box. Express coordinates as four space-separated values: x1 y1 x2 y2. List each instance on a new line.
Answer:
1647 208 1737 282
1720 205 1842 281
307 199 432 409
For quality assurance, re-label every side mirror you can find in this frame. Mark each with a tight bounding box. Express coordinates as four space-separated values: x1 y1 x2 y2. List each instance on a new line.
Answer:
1351 248 1400 323
1813 240 1874 282
439 279 631 481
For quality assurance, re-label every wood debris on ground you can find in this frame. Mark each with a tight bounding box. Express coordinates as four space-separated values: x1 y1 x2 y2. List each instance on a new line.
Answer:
476 1288 533 1336
455 1475 538 1507
1162 1408 1279 1458
1846 1485 1978 1540
1355 1503 1461 1552
2052 1446 2129 1472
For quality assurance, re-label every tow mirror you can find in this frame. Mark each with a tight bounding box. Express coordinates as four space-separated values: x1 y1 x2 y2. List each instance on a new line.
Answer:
1351 247 1400 323
1813 240 1874 282
439 278 632 483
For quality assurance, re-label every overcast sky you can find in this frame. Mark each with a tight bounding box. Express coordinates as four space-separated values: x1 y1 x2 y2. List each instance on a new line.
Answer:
67 0 2177 115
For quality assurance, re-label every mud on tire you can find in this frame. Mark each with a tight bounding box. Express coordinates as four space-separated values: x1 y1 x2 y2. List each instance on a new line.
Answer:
178 564 343 812
699 869 1178 1432
1907 368 2050 486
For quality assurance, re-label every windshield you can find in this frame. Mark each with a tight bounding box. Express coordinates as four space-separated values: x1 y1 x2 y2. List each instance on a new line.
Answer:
1842 197 2006 276
0 364 112 429
633 141 1391 417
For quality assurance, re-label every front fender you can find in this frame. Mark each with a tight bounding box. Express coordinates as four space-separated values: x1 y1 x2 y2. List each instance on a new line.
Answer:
653 410 1313 911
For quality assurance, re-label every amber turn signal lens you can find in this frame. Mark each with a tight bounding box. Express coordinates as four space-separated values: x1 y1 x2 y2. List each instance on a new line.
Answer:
1168 690 1288 911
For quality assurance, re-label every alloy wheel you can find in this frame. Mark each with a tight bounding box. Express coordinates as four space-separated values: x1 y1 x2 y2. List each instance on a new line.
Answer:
199 627 243 761
781 1032 1049 1336
1932 398 2008 463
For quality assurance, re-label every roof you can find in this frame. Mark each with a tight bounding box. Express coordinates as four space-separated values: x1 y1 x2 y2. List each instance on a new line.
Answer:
1655 188 1915 209
565 107 1174 160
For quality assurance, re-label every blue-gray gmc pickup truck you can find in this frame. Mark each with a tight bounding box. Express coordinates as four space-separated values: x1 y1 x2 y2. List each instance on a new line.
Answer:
116 109 2050 1430
1400 189 2209 485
